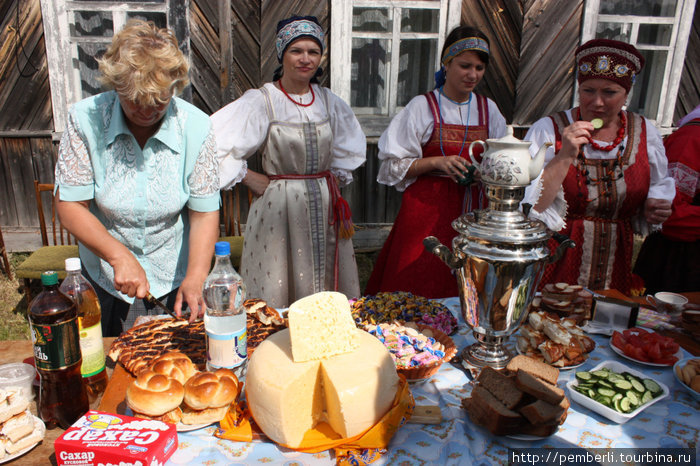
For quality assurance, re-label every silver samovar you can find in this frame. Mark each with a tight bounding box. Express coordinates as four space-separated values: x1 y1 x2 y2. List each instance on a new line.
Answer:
424 127 573 369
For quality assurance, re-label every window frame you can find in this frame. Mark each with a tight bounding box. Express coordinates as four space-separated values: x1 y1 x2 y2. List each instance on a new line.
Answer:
580 0 695 129
331 0 461 135
40 0 185 136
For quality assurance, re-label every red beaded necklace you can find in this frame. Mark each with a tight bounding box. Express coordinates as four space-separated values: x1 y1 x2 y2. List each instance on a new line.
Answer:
278 79 315 107
582 110 627 152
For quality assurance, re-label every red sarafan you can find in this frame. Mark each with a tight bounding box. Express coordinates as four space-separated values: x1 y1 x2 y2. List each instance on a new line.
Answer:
611 328 680 365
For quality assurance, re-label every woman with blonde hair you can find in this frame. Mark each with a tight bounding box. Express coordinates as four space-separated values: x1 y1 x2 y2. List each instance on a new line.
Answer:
55 19 220 336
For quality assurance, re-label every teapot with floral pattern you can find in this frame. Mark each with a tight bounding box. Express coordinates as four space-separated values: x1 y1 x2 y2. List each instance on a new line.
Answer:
468 125 551 187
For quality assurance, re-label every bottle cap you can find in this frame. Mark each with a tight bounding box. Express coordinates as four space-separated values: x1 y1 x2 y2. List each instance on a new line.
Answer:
215 241 231 256
41 271 59 286
65 257 82 272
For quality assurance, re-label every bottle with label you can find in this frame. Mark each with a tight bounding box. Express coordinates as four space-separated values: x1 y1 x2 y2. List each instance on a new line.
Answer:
29 271 89 429
203 241 247 376
59 258 108 400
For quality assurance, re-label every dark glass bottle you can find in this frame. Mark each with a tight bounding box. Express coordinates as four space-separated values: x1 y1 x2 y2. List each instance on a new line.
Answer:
29 271 89 429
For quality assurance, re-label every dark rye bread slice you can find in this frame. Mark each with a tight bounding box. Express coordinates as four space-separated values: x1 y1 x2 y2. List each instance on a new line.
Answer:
506 355 559 385
465 386 524 436
515 369 565 405
519 399 567 425
476 366 523 409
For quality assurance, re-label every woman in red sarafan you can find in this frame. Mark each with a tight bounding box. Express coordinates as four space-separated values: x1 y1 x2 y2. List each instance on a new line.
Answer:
634 104 700 294
522 39 676 295
365 25 507 299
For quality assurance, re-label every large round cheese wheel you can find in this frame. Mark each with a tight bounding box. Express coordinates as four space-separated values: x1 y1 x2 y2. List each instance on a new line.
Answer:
246 328 399 447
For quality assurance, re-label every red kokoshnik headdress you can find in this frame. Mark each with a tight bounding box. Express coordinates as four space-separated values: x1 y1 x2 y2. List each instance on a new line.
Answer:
575 38 645 92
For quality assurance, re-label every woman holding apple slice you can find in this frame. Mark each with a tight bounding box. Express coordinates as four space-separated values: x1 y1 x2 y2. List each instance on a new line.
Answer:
522 39 675 294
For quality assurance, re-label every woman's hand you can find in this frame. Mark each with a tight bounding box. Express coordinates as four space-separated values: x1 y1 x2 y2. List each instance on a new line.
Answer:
433 155 472 182
644 198 673 224
175 274 207 321
559 120 594 162
243 170 270 197
111 253 149 298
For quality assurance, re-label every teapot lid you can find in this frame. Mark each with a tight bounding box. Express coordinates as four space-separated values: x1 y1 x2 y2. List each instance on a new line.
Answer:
485 125 530 146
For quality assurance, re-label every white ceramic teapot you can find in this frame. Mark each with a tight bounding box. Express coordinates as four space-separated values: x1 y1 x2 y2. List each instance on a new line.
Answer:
468 125 551 187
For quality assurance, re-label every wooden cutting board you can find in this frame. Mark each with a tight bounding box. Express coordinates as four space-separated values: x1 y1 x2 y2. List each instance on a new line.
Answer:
98 364 133 415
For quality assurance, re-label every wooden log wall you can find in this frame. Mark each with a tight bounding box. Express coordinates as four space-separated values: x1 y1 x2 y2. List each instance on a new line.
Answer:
0 0 56 228
2 0 700 231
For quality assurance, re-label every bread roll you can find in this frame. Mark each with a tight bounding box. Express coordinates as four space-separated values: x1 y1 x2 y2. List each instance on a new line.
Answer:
133 406 183 424
183 369 238 410
2 411 34 443
126 370 184 416
149 351 197 384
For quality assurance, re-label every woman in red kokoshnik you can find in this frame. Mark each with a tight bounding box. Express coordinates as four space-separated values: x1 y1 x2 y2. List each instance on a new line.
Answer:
365 26 507 298
211 16 366 308
522 39 675 294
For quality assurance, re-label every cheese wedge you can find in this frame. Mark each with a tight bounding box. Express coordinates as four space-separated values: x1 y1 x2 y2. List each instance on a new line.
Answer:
288 291 359 362
246 329 398 447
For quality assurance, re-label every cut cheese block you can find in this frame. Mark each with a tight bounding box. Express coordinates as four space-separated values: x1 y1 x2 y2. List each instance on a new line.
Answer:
288 291 359 362
246 328 399 447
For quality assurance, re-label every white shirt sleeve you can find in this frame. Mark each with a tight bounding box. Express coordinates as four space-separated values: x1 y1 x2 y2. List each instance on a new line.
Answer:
645 120 676 201
210 89 270 189
324 87 367 187
522 116 568 232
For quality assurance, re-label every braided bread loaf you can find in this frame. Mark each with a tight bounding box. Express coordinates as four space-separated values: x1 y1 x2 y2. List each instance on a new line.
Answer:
149 352 197 384
183 369 239 410
126 370 185 417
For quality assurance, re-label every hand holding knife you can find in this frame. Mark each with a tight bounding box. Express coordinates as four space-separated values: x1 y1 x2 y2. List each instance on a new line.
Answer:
145 292 185 321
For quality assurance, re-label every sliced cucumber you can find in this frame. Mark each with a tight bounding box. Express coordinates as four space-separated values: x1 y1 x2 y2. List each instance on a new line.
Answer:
576 371 593 382
592 370 610 379
641 391 653 404
643 379 662 395
620 397 632 412
598 387 616 398
614 380 633 391
630 379 645 393
626 391 640 406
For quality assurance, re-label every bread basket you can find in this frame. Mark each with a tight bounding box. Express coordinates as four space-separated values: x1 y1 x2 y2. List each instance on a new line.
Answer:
368 322 456 381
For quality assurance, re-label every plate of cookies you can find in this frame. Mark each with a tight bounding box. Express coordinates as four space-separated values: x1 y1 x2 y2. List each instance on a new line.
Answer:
124 352 240 431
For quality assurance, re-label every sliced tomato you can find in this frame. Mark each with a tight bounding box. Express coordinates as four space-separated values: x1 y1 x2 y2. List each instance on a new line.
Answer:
611 331 627 349
632 346 650 362
647 342 662 361
654 355 679 365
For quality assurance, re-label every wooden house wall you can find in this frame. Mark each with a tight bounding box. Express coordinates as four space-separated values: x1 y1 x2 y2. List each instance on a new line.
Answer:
2 0 700 231
0 0 56 229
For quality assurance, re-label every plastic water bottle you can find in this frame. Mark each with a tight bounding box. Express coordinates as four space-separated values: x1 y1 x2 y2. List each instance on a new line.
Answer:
59 258 108 400
203 241 247 376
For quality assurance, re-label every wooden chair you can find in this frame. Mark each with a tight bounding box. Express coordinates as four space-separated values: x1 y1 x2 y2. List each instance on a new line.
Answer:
218 184 250 270
15 181 79 302
0 224 12 280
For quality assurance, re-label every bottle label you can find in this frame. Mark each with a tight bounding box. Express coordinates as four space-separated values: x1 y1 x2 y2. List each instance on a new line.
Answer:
30 317 82 371
206 328 247 369
79 322 106 377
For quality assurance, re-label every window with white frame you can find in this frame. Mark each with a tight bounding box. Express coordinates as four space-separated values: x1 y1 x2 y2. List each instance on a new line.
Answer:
331 0 460 127
581 0 695 129
39 1 181 135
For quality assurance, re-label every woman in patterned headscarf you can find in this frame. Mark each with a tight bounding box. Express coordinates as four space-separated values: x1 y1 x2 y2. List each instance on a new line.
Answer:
522 39 675 294
212 15 366 308
365 25 507 299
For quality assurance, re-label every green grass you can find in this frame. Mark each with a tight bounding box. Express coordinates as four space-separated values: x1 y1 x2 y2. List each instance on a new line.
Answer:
0 253 31 340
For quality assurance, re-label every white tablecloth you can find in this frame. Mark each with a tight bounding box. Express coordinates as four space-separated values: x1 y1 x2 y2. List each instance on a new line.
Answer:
166 298 699 465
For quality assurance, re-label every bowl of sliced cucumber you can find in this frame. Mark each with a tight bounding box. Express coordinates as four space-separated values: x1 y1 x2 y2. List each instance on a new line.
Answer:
566 360 669 424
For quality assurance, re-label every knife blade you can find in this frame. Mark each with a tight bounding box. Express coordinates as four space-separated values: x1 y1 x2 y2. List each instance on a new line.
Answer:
145 292 182 320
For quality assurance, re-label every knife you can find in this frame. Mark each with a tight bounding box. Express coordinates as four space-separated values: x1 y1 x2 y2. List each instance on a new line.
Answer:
145 292 183 320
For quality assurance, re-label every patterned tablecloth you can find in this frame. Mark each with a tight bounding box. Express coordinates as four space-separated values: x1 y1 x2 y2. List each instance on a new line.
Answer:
166 298 699 465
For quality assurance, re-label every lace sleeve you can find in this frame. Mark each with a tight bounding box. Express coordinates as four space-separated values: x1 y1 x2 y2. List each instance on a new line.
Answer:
55 112 94 187
189 127 220 198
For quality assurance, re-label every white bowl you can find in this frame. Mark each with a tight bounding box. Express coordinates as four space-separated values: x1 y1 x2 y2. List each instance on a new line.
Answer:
673 358 700 401
566 360 669 424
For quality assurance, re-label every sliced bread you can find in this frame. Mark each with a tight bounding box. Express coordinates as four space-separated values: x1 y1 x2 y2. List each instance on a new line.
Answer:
515 369 565 404
466 386 524 436
519 399 566 425
476 366 523 409
507 355 559 385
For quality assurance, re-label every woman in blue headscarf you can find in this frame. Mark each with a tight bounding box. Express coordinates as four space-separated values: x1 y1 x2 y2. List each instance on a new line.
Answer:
212 16 366 308
365 25 506 299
